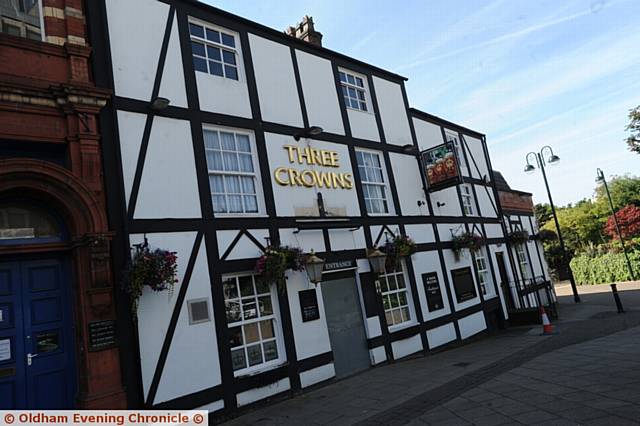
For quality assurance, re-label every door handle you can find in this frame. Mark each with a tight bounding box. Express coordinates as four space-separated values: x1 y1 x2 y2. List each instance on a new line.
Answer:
27 353 38 366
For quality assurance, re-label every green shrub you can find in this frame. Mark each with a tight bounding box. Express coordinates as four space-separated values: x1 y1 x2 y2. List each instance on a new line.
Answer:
570 251 640 284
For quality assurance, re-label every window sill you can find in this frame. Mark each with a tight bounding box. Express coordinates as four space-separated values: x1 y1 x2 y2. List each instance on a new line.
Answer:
213 213 269 219
345 106 375 116
233 360 287 379
388 320 418 334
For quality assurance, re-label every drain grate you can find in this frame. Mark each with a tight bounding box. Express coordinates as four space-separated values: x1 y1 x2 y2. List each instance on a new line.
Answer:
452 362 471 367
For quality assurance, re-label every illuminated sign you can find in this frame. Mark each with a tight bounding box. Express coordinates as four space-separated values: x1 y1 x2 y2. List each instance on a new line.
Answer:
420 142 461 191
274 145 353 189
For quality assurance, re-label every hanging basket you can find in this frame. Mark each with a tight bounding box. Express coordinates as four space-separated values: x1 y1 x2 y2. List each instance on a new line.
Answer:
381 235 417 271
255 245 305 292
125 242 178 313
507 230 530 245
451 232 484 261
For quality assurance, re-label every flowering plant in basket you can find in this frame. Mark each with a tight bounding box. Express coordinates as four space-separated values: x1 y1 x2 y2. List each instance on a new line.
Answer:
451 232 484 261
381 235 417 271
127 242 178 312
255 245 305 292
507 230 530 245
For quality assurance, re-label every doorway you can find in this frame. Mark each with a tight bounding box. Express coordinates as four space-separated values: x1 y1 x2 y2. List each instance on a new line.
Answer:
321 274 370 378
496 252 514 310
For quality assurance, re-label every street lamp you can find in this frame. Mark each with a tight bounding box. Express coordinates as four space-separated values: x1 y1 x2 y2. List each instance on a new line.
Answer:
304 250 325 285
294 126 324 141
524 146 581 303
367 248 387 274
596 168 635 280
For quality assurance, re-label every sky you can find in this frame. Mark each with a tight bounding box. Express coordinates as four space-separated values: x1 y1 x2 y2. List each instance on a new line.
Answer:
205 0 640 206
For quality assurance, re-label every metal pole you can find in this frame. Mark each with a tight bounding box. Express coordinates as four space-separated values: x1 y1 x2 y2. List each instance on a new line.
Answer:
610 284 624 313
601 172 636 281
538 153 581 302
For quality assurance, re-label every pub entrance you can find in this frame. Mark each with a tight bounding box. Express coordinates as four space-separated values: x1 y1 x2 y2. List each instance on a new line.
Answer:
321 272 370 378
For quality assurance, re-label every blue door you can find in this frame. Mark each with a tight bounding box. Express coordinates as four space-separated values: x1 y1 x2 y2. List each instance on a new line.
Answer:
0 258 76 408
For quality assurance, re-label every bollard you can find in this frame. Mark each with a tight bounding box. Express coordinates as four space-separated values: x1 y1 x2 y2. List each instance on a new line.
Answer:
610 283 624 313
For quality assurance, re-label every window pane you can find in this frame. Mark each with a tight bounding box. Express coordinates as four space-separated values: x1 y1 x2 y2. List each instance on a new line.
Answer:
392 309 402 325
339 72 346 82
193 56 207 73
390 293 400 308
355 76 364 87
231 348 246 371
347 74 355 85
221 132 235 150
348 87 357 98
382 295 390 310
239 276 254 296
388 275 397 291
364 199 373 214
225 175 241 193
189 23 204 38
242 300 258 320
243 323 259 344
223 279 238 299
258 295 272 315
255 279 270 294
360 102 368 111
221 32 235 47
222 50 236 65
396 274 406 289
207 45 221 61
228 326 243 347
212 195 226 213
350 98 360 109
205 28 220 43
263 340 278 361
210 175 225 193
225 301 241 323
191 41 205 57
225 65 238 80
398 291 407 306
357 90 365 100
244 196 258 213
209 61 223 76
385 311 393 325
247 344 263 366
400 307 410 322
260 320 274 338
228 195 243 213
241 176 256 193
236 135 251 152
204 130 220 149
223 152 239 172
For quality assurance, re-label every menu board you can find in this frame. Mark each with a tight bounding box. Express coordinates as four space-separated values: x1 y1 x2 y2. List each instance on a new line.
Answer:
422 272 444 312
298 289 320 322
420 142 461 191
88 320 117 351
451 267 477 303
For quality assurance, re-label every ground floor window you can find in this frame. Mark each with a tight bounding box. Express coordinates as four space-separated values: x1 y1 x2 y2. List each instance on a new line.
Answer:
516 244 531 281
223 273 281 373
474 249 490 296
379 265 412 327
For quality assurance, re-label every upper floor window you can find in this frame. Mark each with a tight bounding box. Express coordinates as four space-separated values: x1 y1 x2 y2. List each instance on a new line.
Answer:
189 20 239 80
0 203 63 243
223 274 282 373
461 184 475 216
356 150 390 215
1 0 43 41
339 70 368 112
203 128 263 215
378 264 412 328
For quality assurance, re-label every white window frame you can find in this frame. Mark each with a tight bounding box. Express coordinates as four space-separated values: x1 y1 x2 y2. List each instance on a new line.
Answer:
355 149 393 216
203 125 266 217
445 131 467 172
1 0 45 41
516 244 531 281
461 184 475 216
222 273 285 376
378 262 415 330
338 68 372 113
188 18 242 82
474 249 491 296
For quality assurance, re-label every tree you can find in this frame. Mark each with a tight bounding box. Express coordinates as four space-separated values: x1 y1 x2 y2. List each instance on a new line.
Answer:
626 106 640 154
604 204 640 240
534 203 553 228
594 175 640 210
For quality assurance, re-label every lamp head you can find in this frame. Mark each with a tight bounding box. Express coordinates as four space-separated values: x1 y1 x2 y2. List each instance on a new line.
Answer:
524 164 535 174
547 154 560 165
150 97 170 111
367 248 387 274
304 250 325 285
595 168 605 183
294 125 324 141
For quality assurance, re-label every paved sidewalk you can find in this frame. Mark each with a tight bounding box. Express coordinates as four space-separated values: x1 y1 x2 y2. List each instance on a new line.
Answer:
222 284 640 425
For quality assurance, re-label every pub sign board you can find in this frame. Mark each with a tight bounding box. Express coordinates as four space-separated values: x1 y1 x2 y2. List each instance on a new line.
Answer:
451 267 477 303
420 142 461 191
422 272 444 312
88 320 117 351
299 289 320 322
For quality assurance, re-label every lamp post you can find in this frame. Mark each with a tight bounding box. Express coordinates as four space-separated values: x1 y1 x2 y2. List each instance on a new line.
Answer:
524 146 580 302
596 168 635 280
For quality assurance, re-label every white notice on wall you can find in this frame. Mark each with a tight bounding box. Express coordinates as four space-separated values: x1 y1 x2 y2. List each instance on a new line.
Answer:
0 339 10 362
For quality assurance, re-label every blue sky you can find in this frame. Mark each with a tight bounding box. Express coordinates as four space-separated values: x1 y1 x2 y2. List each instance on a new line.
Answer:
205 0 640 206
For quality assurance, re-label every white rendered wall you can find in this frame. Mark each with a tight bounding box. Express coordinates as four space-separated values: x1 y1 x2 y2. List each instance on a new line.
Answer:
300 363 335 388
328 227 367 251
341 68 379 142
391 334 423 360
431 187 463 217
463 135 489 180
216 229 269 260
458 310 487 339
426 322 457 349
106 0 168 101
158 16 187 108
389 152 428 215
475 185 498 218
372 76 412 146
236 378 290 407
134 116 201 219
410 251 452 321
413 117 444 151
117 110 146 208
249 34 303 127
295 50 344 135
404 224 435 244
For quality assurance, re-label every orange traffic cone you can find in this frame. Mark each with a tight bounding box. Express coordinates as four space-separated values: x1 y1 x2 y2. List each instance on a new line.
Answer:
539 306 555 335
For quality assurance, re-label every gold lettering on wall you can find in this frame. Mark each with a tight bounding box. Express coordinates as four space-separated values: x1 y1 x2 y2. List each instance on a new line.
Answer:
274 145 353 190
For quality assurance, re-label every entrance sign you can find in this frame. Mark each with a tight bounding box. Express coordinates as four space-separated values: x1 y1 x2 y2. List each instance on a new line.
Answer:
274 145 353 190
88 320 117 351
0 339 10 361
420 142 461 191
323 259 357 273
298 289 320 322
422 272 444 312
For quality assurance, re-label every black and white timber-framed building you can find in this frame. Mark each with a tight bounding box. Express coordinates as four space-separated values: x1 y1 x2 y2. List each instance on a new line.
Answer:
85 0 553 417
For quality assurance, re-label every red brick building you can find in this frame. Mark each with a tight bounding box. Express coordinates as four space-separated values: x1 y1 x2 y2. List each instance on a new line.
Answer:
0 0 127 409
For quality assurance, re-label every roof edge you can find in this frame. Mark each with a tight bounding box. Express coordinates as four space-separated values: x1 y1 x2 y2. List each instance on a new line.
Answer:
409 108 485 138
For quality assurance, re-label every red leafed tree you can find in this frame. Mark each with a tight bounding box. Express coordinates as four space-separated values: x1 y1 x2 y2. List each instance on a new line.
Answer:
604 204 640 240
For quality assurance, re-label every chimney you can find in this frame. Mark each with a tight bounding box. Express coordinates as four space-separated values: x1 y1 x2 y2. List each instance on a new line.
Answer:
285 15 323 47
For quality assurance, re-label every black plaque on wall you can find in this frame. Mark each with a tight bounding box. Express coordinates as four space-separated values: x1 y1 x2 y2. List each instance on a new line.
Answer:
422 272 444 312
451 267 477 303
88 320 117 351
299 289 320 322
